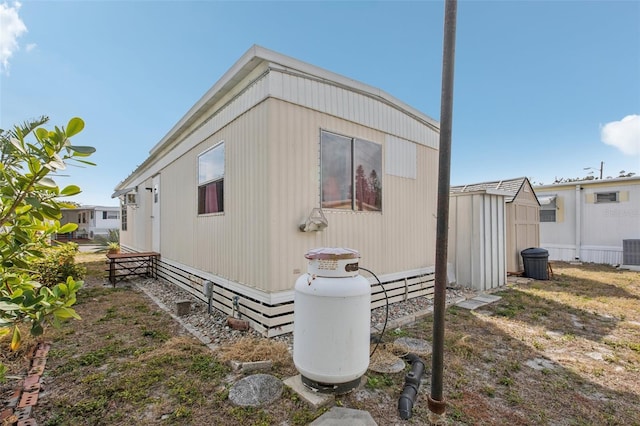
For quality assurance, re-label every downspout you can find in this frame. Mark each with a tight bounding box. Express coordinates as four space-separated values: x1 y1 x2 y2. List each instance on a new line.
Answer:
575 184 581 260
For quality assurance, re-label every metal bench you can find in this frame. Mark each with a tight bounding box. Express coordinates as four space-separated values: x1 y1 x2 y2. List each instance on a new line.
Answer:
105 252 160 286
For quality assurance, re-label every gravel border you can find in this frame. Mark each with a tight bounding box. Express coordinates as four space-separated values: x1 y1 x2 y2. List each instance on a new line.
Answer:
121 277 478 350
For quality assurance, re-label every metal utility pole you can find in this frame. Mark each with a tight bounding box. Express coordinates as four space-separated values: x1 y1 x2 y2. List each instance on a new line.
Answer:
429 0 457 421
583 161 604 179
599 161 604 180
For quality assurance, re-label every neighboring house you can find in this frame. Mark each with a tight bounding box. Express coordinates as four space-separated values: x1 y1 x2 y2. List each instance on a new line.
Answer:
449 177 540 290
535 176 640 266
59 205 120 239
112 45 441 336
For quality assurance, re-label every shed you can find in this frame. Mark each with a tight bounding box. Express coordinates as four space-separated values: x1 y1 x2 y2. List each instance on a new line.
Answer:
112 45 440 336
448 189 507 291
450 177 540 277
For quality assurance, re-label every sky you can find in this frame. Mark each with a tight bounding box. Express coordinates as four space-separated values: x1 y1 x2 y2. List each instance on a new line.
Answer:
1 0 639 207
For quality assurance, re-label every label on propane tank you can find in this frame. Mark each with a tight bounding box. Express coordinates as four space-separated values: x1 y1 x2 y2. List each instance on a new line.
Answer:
318 259 338 270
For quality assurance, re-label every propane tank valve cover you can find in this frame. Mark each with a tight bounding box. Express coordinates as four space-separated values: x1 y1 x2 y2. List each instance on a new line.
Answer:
304 247 361 278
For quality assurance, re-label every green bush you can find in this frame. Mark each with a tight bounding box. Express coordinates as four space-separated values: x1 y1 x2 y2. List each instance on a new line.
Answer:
93 229 120 253
31 243 86 288
1 116 94 352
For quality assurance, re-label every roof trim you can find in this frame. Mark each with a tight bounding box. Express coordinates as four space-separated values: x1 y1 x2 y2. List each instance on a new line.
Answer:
535 175 640 189
114 45 439 192
111 187 136 199
150 45 438 157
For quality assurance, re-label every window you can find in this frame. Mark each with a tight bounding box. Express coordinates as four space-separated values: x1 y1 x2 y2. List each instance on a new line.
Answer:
121 207 127 231
103 211 119 220
595 192 618 203
321 131 382 211
538 195 557 222
540 209 556 222
198 142 224 214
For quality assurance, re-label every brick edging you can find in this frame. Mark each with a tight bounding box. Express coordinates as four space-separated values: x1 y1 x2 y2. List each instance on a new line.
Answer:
1 342 50 426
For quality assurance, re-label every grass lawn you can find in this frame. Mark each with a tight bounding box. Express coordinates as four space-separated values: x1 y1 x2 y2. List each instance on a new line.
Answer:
2 255 639 425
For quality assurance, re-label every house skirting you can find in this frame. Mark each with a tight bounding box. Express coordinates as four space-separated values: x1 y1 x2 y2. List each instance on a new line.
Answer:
542 243 623 265
122 246 436 337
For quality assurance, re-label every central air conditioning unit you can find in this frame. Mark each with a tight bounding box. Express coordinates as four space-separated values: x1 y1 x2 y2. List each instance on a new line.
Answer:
622 239 640 270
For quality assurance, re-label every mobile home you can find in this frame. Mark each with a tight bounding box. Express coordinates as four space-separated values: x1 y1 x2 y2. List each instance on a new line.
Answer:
113 45 440 336
58 205 120 240
534 176 640 266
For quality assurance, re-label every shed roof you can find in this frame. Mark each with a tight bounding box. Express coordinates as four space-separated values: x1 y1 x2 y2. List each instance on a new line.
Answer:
450 177 530 203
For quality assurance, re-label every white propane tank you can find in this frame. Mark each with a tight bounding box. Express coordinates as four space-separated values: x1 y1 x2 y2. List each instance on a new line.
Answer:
293 247 371 393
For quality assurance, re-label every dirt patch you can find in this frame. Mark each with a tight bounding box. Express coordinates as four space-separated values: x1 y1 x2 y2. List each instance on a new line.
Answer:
1 257 639 425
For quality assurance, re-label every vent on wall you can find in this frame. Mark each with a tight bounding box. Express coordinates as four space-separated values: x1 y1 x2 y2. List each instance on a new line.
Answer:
622 239 640 266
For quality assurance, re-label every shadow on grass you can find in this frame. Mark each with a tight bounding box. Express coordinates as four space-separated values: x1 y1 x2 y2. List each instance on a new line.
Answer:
542 262 640 301
394 306 640 425
489 288 621 344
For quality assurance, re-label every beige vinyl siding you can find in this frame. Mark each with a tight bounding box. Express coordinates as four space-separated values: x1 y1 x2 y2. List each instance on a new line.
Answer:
159 101 271 291
110 46 447 337
118 59 440 295
112 46 446 335
126 90 438 295
119 179 153 252
263 99 438 293
385 135 417 179
268 69 438 149
120 65 434 212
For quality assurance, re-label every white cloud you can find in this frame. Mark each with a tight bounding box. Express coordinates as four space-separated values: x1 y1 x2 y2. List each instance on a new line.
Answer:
0 1 27 72
25 42 36 52
601 115 640 156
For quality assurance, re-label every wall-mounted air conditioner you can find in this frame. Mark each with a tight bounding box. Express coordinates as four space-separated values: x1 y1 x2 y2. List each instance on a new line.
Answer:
125 190 138 207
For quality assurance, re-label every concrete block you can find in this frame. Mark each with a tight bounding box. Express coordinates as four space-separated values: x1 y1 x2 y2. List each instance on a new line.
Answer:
310 406 377 425
241 360 273 373
283 375 334 410
175 300 191 316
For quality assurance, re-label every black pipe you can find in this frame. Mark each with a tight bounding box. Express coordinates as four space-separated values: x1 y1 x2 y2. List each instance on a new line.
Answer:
398 353 426 420
431 0 458 417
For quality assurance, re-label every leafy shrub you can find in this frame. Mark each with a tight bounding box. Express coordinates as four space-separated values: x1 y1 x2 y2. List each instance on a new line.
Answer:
31 243 86 288
93 229 120 253
1 116 94 351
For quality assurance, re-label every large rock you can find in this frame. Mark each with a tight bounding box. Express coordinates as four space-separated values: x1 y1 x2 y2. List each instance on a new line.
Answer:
228 374 283 407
